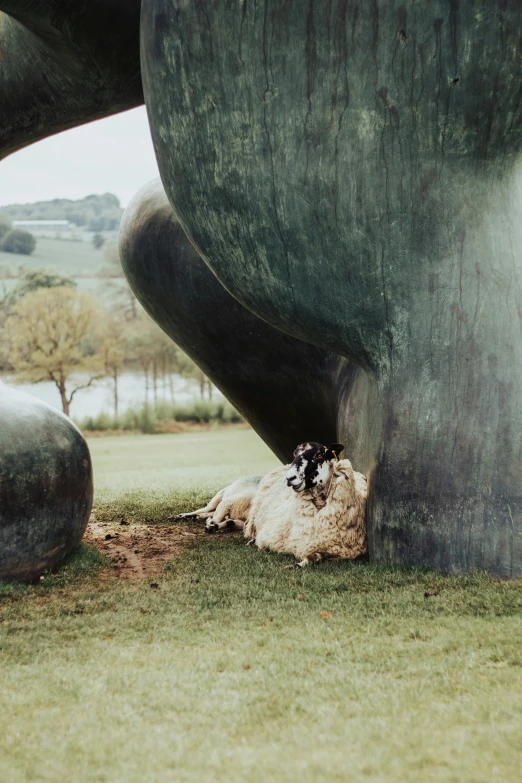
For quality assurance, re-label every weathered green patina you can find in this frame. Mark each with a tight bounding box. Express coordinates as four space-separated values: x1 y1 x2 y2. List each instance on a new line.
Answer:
0 384 93 581
0 1 143 159
120 179 344 462
0 0 141 579
141 1 522 576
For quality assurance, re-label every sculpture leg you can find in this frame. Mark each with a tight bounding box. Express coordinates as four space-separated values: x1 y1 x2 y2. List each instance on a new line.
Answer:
142 1 522 575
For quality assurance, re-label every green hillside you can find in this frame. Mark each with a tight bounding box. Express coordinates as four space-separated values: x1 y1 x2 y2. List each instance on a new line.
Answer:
0 193 123 231
0 237 106 277
0 237 127 305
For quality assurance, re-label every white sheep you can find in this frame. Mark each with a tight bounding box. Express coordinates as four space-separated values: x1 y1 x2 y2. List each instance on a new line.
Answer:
169 475 260 532
171 442 367 567
244 442 367 568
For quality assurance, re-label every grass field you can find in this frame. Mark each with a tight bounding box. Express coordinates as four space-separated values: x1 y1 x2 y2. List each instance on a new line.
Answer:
0 237 129 304
89 428 279 498
1 429 522 782
0 237 104 277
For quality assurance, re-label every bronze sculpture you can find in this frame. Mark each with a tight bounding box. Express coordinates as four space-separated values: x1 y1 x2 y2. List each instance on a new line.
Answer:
2 1 522 577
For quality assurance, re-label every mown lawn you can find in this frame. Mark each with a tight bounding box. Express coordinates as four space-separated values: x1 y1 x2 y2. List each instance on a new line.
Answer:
0 237 128 304
0 237 103 277
88 428 279 499
1 429 521 782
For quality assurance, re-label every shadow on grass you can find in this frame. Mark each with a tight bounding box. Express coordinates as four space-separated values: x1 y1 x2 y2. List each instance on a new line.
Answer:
0 544 109 598
2 486 522 624
164 534 522 621
0 488 214 597
93 487 215 525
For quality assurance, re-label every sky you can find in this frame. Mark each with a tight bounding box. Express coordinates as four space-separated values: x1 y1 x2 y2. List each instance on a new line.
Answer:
0 107 160 209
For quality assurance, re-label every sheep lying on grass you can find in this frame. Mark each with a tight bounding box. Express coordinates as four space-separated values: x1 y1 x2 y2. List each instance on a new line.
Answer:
244 442 367 568
169 476 260 533
172 441 367 568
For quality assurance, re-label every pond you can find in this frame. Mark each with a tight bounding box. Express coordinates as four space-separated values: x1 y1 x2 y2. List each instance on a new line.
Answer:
4 371 218 420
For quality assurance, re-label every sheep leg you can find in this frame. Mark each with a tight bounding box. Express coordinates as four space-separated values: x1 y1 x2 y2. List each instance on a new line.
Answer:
243 518 256 541
168 489 225 521
205 499 240 533
287 553 335 569
207 518 245 533
224 518 245 531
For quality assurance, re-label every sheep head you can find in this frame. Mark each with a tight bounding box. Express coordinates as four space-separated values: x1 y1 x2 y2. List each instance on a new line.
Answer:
285 442 344 493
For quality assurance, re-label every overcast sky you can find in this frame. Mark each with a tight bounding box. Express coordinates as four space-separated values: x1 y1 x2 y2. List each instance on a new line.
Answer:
0 107 160 209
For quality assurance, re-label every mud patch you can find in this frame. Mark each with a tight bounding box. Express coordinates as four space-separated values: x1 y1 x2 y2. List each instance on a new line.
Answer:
84 519 204 580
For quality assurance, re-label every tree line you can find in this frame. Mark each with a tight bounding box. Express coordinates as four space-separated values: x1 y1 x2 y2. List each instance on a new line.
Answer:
0 214 36 256
0 192 122 233
0 269 213 417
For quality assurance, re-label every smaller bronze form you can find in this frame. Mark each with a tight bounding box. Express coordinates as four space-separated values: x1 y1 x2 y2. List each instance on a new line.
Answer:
0 384 93 581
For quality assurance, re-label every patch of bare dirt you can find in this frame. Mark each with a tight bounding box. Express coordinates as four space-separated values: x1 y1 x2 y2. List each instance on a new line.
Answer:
84 519 204 580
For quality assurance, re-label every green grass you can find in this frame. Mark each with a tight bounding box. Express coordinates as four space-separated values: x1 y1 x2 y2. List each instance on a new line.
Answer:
88 428 279 498
0 237 128 303
1 543 522 782
1 429 522 782
0 237 104 277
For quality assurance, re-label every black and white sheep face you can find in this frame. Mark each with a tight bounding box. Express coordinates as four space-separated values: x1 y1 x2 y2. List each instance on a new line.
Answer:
285 442 344 493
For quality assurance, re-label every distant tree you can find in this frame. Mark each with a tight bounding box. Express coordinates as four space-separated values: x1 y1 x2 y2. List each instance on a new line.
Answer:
8 269 76 305
152 327 188 403
1 229 36 255
1 194 122 233
180 355 215 400
88 217 106 232
99 193 121 208
0 282 12 367
114 280 139 320
126 311 215 404
0 267 74 335
98 316 126 417
92 233 105 250
65 210 85 226
0 214 11 241
5 287 106 416
127 316 157 404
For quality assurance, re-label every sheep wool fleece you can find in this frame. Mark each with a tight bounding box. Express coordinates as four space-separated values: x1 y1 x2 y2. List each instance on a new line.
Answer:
245 460 367 560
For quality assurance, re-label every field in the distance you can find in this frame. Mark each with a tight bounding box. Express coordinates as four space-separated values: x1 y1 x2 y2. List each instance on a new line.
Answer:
89 428 279 498
1 428 521 783
0 237 104 277
0 237 129 304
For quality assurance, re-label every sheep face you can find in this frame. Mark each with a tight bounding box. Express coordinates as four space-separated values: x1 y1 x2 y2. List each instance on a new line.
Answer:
285 442 344 493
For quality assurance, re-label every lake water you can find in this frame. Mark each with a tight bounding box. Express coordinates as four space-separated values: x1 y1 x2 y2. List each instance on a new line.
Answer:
4 372 218 420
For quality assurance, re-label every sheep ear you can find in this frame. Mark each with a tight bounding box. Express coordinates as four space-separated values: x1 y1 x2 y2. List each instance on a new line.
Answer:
326 443 344 460
293 443 308 457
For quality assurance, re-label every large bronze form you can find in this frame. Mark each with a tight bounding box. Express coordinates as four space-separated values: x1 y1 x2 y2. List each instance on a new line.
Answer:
2 1 522 577
0 1 143 158
120 180 345 463
0 1 140 578
0 384 92 581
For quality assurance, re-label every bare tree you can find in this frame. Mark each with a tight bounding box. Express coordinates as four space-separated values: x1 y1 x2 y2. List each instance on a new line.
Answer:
99 316 126 417
5 287 106 416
